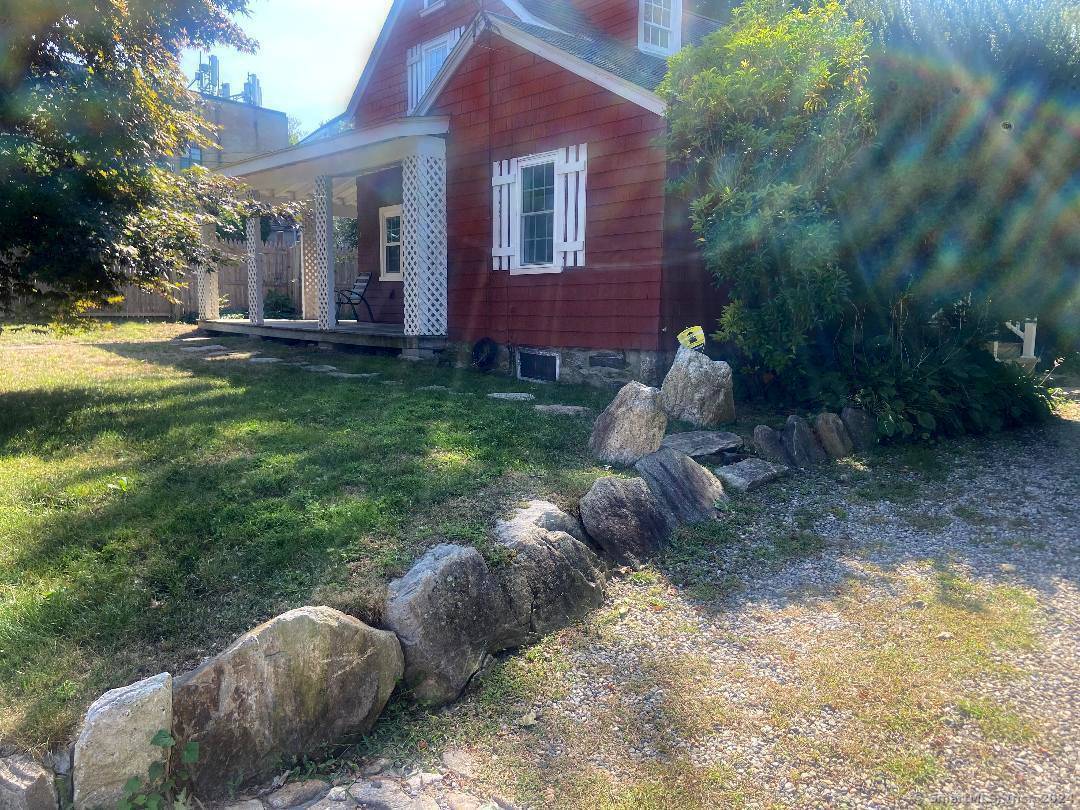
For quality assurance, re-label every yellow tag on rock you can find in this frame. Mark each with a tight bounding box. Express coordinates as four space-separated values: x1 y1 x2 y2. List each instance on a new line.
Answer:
677 326 706 350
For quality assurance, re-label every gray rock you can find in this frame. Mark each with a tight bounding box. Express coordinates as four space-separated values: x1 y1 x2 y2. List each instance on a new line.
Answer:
265 780 330 809
180 344 228 353
303 365 339 373
658 347 736 427
172 607 402 797
348 779 416 810
72 673 171 810
247 357 282 364
441 748 479 779
714 458 789 494
841 406 878 450
634 449 728 524
660 431 743 458
491 503 607 650
588 382 667 466
0 756 57 810
753 425 790 465
446 793 497 810
534 404 592 417
782 416 827 468
327 372 380 380
487 392 535 401
220 802 264 810
579 477 675 566
493 500 586 545
814 413 854 459
383 545 502 705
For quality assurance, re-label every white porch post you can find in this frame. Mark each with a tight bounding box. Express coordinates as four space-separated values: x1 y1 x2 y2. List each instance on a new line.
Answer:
314 175 336 330
195 224 220 321
299 199 319 320
246 217 264 325
401 140 448 337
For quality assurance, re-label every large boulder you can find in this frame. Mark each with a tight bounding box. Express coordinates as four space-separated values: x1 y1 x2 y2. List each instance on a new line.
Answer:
579 477 676 566
383 545 503 705
492 499 586 545
660 431 742 458
588 382 667 466
658 347 736 427
172 607 403 797
753 425 791 465
714 458 789 494
72 673 171 810
813 413 854 459
634 449 727 524
492 502 607 650
841 406 878 450
782 416 827 468
0 756 57 810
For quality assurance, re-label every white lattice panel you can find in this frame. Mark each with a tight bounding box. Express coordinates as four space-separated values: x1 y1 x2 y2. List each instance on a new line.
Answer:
299 200 319 320
246 217 264 325
195 267 220 320
313 175 336 330
402 154 448 337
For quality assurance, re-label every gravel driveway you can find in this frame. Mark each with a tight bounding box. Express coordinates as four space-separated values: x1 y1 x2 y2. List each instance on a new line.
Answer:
360 398 1078 810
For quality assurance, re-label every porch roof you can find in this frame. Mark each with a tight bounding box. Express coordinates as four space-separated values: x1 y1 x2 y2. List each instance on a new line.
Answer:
218 116 450 210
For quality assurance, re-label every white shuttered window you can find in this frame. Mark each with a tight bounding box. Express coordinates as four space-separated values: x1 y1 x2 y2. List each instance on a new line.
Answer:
407 28 464 113
492 144 587 274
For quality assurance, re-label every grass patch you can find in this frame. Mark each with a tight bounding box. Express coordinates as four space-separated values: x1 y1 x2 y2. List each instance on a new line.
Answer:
955 698 1036 743
0 322 609 751
763 566 1040 795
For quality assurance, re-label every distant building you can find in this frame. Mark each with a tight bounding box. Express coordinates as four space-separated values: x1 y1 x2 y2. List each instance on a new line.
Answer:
171 56 290 171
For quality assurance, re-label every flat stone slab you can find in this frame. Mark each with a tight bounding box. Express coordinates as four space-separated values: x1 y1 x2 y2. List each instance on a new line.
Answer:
661 431 743 457
248 357 283 364
418 385 451 392
535 404 592 417
327 372 380 379
180 344 229 353
488 392 536 401
176 336 213 343
714 458 789 494
303 365 339 373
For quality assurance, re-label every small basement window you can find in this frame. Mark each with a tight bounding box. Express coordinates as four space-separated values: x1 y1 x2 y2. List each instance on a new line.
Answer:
517 349 559 383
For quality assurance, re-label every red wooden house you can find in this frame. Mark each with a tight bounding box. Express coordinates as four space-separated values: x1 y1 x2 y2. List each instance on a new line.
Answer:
200 0 724 387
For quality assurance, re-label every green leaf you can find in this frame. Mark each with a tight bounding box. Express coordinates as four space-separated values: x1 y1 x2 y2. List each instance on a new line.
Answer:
133 795 148 807
150 730 176 748
123 777 144 796
147 761 165 782
181 741 200 765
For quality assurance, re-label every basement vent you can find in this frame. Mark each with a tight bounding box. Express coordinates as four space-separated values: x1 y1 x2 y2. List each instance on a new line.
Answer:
517 349 559 383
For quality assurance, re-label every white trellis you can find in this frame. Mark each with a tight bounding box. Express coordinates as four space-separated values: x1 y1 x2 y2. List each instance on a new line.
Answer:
402 153 448 337
299 199 319 320
245 217 264 325
196 225 220 321
313 175 336 330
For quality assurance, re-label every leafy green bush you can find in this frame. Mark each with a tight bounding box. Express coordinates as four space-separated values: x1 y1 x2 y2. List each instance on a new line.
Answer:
264 290 298 319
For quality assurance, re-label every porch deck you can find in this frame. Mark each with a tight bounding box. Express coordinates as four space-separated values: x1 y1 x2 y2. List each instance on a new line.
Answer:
200 318 447 355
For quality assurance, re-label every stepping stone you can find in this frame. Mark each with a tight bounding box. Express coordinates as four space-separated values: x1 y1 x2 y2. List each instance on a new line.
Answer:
488 392 536 402
535 404 592 417
248 357 283 364
661 430 743 457
303 365 339 373
714 458 789 494
418 385 451 392
180 344 228 353
327 372 380 380
176 336 212 343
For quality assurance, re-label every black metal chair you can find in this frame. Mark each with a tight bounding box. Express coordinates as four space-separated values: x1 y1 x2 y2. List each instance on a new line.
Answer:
335 273 375 322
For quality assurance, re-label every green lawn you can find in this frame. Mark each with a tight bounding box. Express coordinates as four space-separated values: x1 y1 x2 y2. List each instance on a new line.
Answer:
0 322 612 753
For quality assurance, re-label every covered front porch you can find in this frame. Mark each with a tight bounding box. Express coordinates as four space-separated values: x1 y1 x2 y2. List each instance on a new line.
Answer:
195 117 450 358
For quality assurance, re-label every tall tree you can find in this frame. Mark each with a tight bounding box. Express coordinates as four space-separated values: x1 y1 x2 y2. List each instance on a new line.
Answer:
0 0 256 319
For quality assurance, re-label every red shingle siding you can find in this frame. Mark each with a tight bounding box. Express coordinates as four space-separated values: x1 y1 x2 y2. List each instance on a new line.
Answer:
431 34 668 352
576 0 640 46
353 0 512 127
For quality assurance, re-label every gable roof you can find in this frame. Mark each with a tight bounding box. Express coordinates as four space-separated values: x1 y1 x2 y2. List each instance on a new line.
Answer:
344 1 725 122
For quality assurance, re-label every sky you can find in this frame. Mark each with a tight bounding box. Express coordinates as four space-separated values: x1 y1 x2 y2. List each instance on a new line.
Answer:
181 0 395 137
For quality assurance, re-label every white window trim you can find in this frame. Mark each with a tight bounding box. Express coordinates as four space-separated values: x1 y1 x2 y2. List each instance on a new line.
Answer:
379 204 403 282
419 0 445 16
516 348 561 383
638 0 683 57
408 29 461 113
512 150 561 275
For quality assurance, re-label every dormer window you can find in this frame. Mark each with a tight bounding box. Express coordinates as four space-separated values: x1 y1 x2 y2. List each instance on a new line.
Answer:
420 0 445 15
406 27 464 112
639 0 682 56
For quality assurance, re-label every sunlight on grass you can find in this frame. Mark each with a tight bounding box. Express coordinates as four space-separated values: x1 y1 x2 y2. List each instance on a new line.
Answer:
0 323 608 750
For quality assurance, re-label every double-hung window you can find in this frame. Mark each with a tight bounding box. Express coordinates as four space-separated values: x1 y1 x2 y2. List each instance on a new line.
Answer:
492 144 588 274
638 0 682 56
380 205 403 281
407 28 464 112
